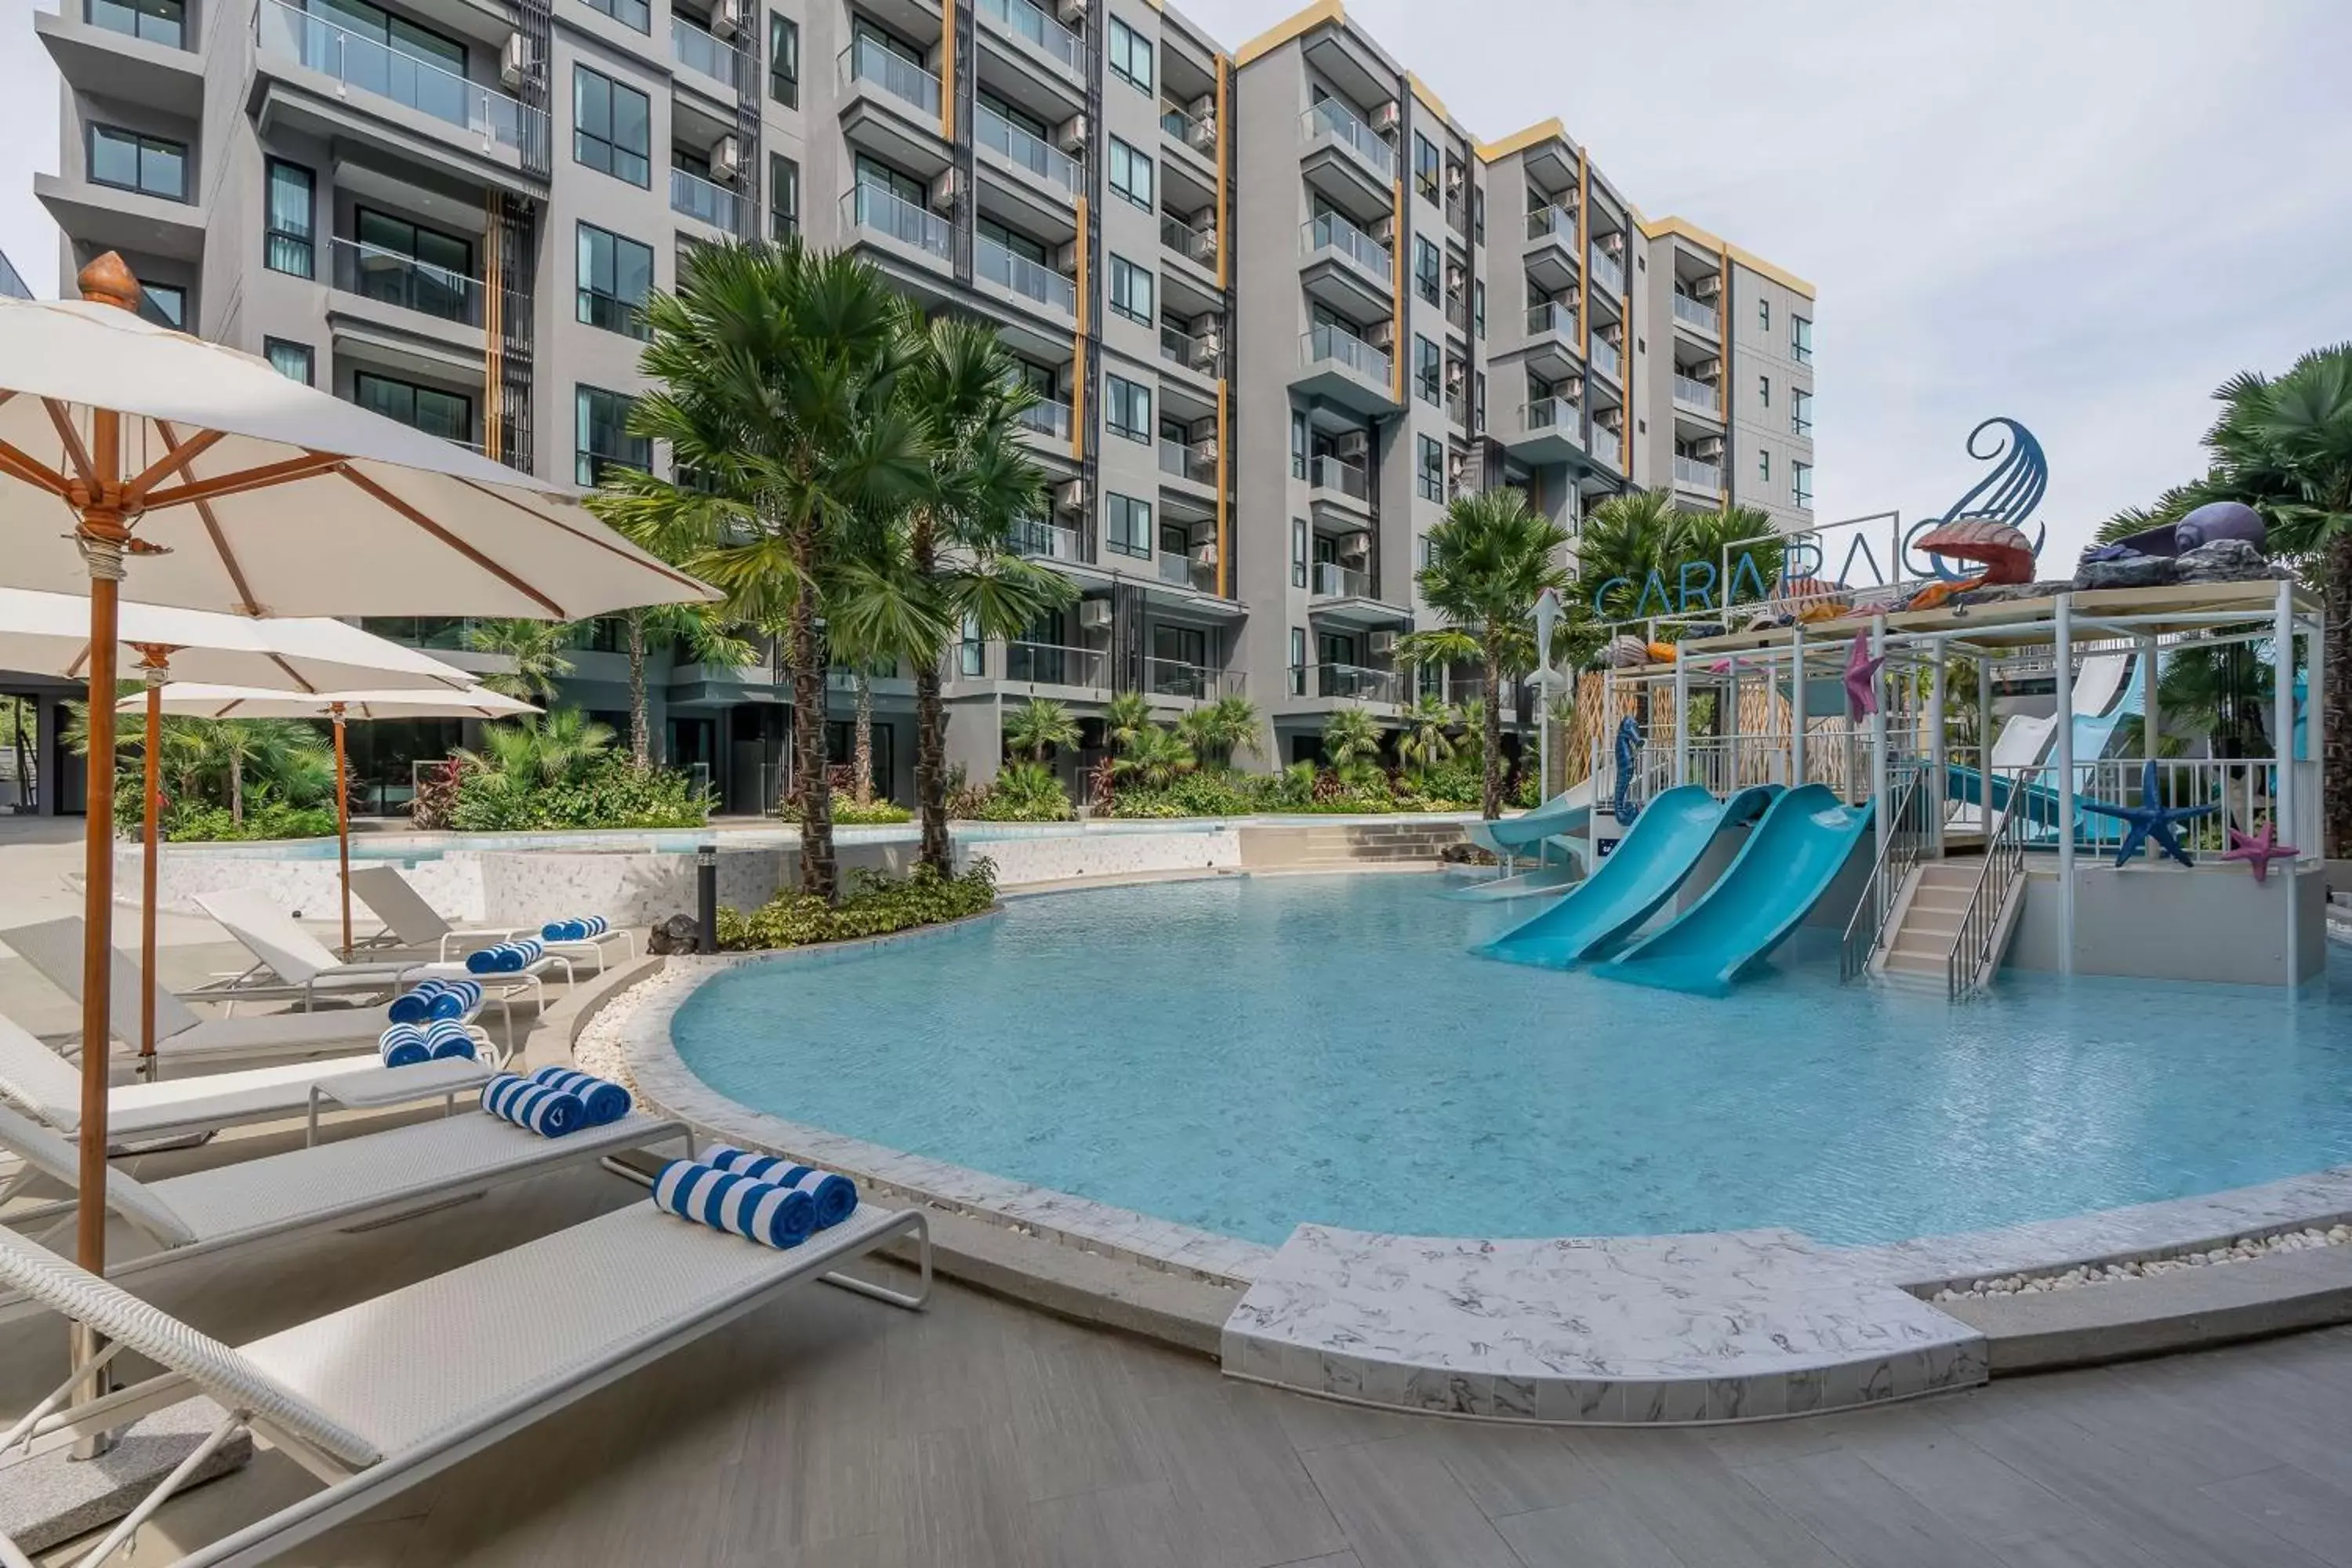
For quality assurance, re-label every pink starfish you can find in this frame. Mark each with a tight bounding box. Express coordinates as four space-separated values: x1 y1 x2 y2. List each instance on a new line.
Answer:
1843 620 1887 721
2220 823 2297 883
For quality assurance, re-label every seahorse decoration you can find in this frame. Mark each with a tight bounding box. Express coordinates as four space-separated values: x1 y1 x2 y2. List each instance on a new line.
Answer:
1612 715 1643 826
1905 418 2050 609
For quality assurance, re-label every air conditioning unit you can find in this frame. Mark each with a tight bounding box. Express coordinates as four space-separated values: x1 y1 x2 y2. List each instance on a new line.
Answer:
1055 114 1088 154
1338 533 1370 562
1445 262 1465 292
1191 541 1219 565
1334 430 1370 462
1693 436 1724 461
1188 114 1218 151
1189 94 1215 120
1599 230 1625 255
1692 355 1722 380
1189 226 1218 263
1564 374 1586 401
1190 336 1221 370
1079 599 1112 632
499 32 529 89
1447 452 1468 482
1056 478 1086 511
1445 361 1465 390
1368 630 1399 656
931 169 963 210
1363 320 1394 350
1691 274 1722 301
710 0 743 38
1051 241 1080 273
710 134 743 184
1198 320 1226 353
1056 0 1087 24
1444 162 1465 195
1370 215 1396 246
1197 436 1220 462
1368 100 1400 133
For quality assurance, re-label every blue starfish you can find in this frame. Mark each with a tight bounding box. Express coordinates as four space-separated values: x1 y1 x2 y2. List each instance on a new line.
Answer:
2077 760 2215 868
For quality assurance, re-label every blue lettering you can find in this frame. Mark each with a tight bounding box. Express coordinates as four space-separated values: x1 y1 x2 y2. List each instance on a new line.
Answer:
1677 560 1719 612
1632 569 1674 618
1784 540 1824 583
1590 575 1632 617
1728 550 1770 604
1835 532 1884 589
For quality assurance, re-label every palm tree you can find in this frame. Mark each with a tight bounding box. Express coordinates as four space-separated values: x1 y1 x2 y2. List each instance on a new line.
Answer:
1401 488 1573 818
1111 722 1195 789
630 239 931 902
1575 492 1781 628
1101 691 1156 757
465 619 579 703
1319 706 1382 782
1173 694 1261 771
1004 697 1081 764
1397 694 1457 779
586 480 757 765
459 708 615 786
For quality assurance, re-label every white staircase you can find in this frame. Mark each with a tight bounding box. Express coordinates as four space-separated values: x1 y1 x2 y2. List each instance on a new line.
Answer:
1872 854 2026 994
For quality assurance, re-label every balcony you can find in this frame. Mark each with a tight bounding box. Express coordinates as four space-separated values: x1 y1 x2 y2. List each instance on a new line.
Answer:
1015 398 1073 443
1309 455 1370 505
1297 323 1397 415
672 15 750 93
671 167 741 232
1160 211 1219 271
978 0 1083 82
1159 439 1216 486
329 235 492 328
1303 98 1395 181
1671 292 1719 335
1156 551 1218 593
1588 336 1622 382
976 234 1076 318
255 0 544 165
1526 204 1577 246
1507 397 1581 463
1673 373 1722 416
1525 301 1578 340
842 183 952 264
977 103 1083 199
1674 455 1722 492
1301 212 1389 284
1312 561 1371 600
1160 102 1218 158
1525 204 1578 292
1008 517 1083 561
1004 640 1107 688
1591 426 1623 470
1315 662 1403 705
838 35 942 117
1159 323 1224 379
37 3 203 117
1588 244 1625 296
1148 658 1241 700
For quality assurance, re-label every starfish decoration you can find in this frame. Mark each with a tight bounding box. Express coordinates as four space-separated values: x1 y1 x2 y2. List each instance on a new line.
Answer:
2220 823 2297 884
1842 620 1886 721
2077 760 2216 868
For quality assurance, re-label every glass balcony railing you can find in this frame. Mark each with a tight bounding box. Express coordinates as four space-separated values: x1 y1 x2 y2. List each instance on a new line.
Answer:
1008 517 1082 561
1520 397 1575 434
671 16 748 90
1303 97 1395 180
1301 212 1389 281
978 0 1081 77
1591 426 1623 469
329 236 487 325
670 167 740 231
1160 211 1219 267
1316 662 1401 704
976 103 1083 195
842 183 952 260
1160 102 1215 153
1157 551 1218 592
1588 336 1622 379
1148 658 1240 699
976 234 1076 316
1015 398 1072 441
1525 301 1575 339
1301 324 1390 386
1310 455 1369 500
1673 373 1722 414
1672 292 1719 333
1005 641 1108 688
1312 561 1371 600
1526 205 1577 246
1159 439 1216 484
837 35 941 114
88 0 184 47
1159 323 1224 377
1588 243 1625 295
257 0 543 158
1675 455 1722 491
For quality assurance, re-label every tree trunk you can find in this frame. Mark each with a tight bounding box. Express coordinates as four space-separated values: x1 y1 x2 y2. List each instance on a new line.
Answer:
1481 644 1504 819
626 608 649 768
909 511 954 876
787 525 837 902
2327 532 2352 858
853 673 874 805
229 759 243 826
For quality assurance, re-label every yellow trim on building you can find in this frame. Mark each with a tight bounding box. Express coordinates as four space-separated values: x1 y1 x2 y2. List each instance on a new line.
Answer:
1390 176 1408 402
939 0 956 141
1070 195 1088 460
1214 61 1230 291
1232 0 1343 67
1475 118 1565 164
1642 214 1814 299
1406 71 1450 125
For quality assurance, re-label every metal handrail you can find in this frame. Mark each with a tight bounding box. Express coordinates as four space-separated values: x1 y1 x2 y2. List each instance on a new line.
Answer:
1839 765 1929 982
1947 796 2027 999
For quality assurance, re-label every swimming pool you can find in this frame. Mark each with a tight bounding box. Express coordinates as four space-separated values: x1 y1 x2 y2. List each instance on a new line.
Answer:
670 873 2352 1248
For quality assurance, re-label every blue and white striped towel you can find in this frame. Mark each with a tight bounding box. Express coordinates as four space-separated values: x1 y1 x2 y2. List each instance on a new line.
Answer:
379 1022 431 1068
424 1019 478 1060
703 1145 858 1229
650 1160 817 1250
480 1073 583 1137
387 977 483 1025
466 937 546 975
541 914 611 943
526 1065 630 1125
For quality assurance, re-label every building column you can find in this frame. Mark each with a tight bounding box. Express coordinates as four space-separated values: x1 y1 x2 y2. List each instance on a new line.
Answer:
1928 638 1946 858
2054 593 2075 976
2274 579 2299 989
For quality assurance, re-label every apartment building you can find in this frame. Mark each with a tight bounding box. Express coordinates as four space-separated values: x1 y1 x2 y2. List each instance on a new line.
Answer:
0 250 28 298
35 0 1813 801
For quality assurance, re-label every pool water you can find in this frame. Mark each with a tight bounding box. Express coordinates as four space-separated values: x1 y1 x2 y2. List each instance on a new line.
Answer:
670 875 2352 1247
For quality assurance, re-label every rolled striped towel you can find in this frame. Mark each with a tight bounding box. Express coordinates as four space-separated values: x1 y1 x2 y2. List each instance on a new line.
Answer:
466 937 545 975
389 977 484 1024
424 1019 478 1061
650 1160 816 1250
480 1073 583 1137
526 1065 630 1125
541 914 611 943
703 1145 858 1229
379 1022 431 1068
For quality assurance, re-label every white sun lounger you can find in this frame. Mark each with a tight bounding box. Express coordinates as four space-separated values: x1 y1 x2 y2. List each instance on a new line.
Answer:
0 1200 928 1568
2 917 427 1076
0 1097 689 1322
348 865 637 974
0 1014 495 1148
191 887 570 1046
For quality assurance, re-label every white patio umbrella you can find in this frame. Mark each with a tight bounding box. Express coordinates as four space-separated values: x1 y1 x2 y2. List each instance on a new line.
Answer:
0 590 476 1065
125 682 540 965
0 253 715 1294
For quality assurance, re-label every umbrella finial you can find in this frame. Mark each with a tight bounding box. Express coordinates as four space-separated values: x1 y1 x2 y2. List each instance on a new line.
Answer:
78 252 143 312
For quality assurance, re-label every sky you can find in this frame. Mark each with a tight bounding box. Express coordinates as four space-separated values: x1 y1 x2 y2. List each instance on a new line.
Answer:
5 0 2349 569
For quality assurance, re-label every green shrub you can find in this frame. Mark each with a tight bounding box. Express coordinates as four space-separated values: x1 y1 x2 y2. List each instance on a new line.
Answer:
163 800 339 842
965 761 1072 822
832 798 914 825
716 860 997 950
448 756 710 832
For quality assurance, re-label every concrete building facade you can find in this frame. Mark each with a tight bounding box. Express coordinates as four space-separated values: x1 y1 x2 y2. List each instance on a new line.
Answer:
34 0 1814 807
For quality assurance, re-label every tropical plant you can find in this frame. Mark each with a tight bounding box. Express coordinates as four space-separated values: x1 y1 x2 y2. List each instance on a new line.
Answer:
1396 694 1459 779
1172 694 1261 771
1110 722 1196 789
629 239 934 902
456 708 615 786
977 760 1073 821
465 619 579 703
1575 493 1782 630
585 480 758 765
1004 697 1082 763
1319 706 1383 783
717 860 996 950
1403 488 1573 817
1101 691 1156 756
70 706 335 831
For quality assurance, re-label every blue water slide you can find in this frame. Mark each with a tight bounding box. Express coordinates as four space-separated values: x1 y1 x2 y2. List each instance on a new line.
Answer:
1479 784 1780 969
1483 780 1595 854
1595 784 1875 996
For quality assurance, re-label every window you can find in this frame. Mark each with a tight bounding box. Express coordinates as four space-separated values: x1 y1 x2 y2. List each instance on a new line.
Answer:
1414 237 1439 306
1758 375 1770 408
1791 388 1813 437
1291 517 1308 589
575 387 650 485
139 282 185 330
357 372 470 445
1474 371 1486 434
263 159 314 278
1417 435 1443 502
1758 296 1771 331
768 13 799 107
770 154 800 240
1106 493 1152 559
1109 256 1153 325
1108 16 1152 93
1414 336 1439 406
577 223 653 338
263 339 314 386
1105 376 1150 441
1473 280 1485 339
1412 132 1438 202
88 0 182 49
583 0 650 31
88 125 186 201
1793 461 1813 510
1791 314 1812 365
574 66 651 187
1108 138 1152 211
1290 410 1308 479
1759 448 1771 482
1290 627 1308 695
353 209 474 320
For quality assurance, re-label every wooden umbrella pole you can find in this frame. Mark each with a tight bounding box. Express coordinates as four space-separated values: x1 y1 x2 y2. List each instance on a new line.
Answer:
334 707 352 958
138 652 169 1076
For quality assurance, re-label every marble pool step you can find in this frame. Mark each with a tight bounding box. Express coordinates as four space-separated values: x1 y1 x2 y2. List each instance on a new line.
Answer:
1221 1225 1985 1425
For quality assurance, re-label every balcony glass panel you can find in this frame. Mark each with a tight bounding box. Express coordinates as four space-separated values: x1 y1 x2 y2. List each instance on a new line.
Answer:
670 166 740 230
976 234 1076 315
1004 641 1107 687
977 103 1083 194
330 235 485 324
1310 455 1368 499
257 0 543 158
1302 324 1390 386
837 34 941 112
1316 662 1400 703
1301 212 1389 280
1156 552 1217 592
670 16 746 89
1303 97 1395 179
1588 244 1625 295
1008 517 1082 560
1673 373 1721 413
978 0 1082 76
1015 399 1072 440
1588 336 1621 379
1312 561 1370 600
1671 292 1719 332
842 183 952 259
1675 455 1722 490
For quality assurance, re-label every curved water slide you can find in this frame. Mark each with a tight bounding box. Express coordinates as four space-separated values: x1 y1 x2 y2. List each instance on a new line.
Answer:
1595 784 1875 995
1479 784 1780 967
1946 652 2136 835
1450 778 1600 901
